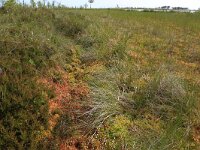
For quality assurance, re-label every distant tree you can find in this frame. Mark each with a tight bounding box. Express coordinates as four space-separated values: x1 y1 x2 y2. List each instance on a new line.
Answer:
52 0 55 8
37 1 42 8
47 1 51 8
58 2 61 8
84 3 88 9
88 0 94 8
43 0 46 7
30 0 36 8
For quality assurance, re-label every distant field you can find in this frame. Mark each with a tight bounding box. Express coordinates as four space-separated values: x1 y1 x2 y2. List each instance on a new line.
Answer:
0 5 200 149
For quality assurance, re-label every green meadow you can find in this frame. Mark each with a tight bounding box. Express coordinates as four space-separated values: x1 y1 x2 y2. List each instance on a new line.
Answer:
0 2 200 149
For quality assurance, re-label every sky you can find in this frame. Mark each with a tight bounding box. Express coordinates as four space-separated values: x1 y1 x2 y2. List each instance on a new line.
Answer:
25 0 200 10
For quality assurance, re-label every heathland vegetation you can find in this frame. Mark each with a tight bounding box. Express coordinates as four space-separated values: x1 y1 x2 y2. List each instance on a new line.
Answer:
0 1 200 149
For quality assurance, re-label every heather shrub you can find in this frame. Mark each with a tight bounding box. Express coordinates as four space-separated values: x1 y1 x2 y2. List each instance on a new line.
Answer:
0 6 85 149
54 12 89 37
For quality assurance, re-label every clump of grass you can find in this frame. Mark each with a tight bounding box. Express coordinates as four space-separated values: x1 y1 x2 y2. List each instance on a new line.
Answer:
83 68 122 128
76 34 96 49
186 48 200 64
144 69 187 119
53 114 72 139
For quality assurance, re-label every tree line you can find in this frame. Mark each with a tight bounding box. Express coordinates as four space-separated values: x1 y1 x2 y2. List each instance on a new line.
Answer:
0 0 95 9
0 0 65 9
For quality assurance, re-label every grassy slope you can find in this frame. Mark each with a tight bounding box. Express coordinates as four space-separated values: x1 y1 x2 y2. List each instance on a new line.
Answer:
0 6 200 149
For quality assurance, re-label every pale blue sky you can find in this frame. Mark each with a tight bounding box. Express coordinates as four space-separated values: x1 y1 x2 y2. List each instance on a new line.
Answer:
25 0 200 10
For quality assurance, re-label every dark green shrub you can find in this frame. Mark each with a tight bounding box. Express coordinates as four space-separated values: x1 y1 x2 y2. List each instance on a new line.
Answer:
0 34 51 149
54 13 89 37
76 34 96 48
0 76 49 149
0 7 77 149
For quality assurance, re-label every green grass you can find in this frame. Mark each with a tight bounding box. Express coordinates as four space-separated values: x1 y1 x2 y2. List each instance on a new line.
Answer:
0 3 200 149
76 9 200 149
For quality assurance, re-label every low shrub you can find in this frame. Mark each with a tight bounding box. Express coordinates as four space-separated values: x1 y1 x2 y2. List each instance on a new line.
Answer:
0 6 82 149
54 13 89 37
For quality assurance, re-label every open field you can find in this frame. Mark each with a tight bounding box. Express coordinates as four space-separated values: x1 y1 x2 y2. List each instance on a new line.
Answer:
0 4 200 149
